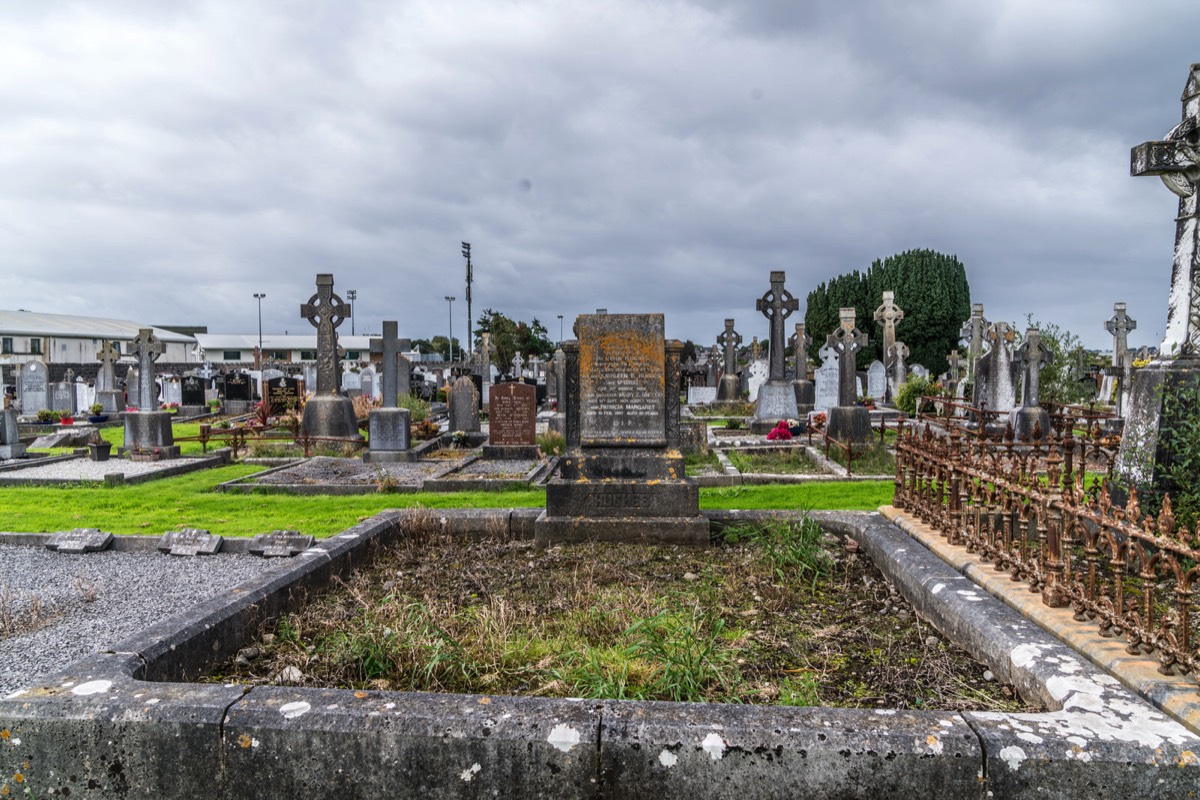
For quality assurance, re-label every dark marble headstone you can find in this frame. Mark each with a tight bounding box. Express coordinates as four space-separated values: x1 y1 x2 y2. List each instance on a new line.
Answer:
222 372 252 402
536 313 706 546
267 376 302 414
181 376 207 406
248 530 314 558
158 529 223 556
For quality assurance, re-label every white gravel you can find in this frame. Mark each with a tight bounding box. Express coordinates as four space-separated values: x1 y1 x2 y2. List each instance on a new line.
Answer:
0 456 197 482
0 544 287 695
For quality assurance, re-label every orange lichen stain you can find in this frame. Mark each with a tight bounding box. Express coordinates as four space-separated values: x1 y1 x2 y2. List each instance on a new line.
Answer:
10 774 22 785
354 691 368 700
1179 751 1197 767
1 783 10 796
0 730 8 741
237 734 253 749
478 697 491 705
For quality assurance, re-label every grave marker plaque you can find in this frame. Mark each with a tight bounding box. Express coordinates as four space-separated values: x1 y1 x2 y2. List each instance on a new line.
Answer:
45 528 113 553
488 381 537 446
158 528 223 556
578 314 665 447
248 530 314 558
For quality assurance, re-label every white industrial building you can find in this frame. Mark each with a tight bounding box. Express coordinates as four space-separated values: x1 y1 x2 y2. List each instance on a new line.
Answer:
0 310 197 368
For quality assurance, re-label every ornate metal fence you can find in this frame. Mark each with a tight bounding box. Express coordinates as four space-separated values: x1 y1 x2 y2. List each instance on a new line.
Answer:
894 407 1200 683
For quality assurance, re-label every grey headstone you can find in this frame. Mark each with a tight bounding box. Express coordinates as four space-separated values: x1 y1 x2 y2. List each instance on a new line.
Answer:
867 361 887 400
367 407 410 453
448 376 481 432
18 360 50 414
687 386 718 405
157 528 222 556
814 360 839 413
248 530 314 558
45 528 113 553
746 359 768 402
52 381 74 414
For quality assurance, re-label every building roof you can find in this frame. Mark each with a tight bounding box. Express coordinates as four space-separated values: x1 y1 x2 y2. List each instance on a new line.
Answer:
0 310 195 343
194 334 378 351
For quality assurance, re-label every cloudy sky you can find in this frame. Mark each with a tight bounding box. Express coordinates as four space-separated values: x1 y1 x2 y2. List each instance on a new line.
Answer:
2 1 1197 353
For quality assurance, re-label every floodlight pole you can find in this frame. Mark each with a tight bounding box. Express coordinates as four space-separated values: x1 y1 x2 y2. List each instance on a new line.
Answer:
557 314 564 348
346 289 357 336
253 292 266 365
445 295 456 364
462 242 473 360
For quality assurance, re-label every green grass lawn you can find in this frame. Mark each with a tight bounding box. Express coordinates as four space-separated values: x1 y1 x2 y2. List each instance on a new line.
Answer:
0 458 894 537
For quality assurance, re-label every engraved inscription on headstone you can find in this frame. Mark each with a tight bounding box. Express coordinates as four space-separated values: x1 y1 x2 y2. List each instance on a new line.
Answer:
488 381 537 446
267 376 301 414
578 314 666 446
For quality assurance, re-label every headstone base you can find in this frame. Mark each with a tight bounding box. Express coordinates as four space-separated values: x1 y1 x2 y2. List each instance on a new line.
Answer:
362 450 419 463
0 444 27 459
482 444 542 459
300 395 363 442
826 406 872 445
750 381 800 433
715 374 742 403
120 411 177 455
1113 358 1200 495
793 379 815 414
1010 406 1051 442
96 390 123 414
534 510 710 547
679 419 708 455
548 413 566 436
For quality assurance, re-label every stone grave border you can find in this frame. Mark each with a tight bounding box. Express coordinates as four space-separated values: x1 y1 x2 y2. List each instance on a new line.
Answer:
690 444 891 487
0 451 232 487
0 452 79 474
1 508 1195 798
420 454 553 492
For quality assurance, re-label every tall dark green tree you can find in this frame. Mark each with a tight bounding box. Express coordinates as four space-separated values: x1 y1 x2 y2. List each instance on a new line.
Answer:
475 309 555 370
805 249 971 375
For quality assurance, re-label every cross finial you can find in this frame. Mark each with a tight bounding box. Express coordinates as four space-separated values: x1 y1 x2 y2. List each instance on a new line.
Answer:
716 319 742 375
130 328 164 409
300 274 351 394
756 271 799 381
1015 327 1053 407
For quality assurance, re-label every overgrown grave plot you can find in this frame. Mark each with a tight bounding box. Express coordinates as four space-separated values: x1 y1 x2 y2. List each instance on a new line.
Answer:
209 517 1036 712
724 446 830 476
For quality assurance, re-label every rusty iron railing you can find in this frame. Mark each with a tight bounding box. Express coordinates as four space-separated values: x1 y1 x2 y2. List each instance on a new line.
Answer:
894 415 1200 682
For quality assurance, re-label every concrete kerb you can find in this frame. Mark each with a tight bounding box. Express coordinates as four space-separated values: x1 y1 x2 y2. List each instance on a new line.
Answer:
1 509 1196 798
0 450 231 487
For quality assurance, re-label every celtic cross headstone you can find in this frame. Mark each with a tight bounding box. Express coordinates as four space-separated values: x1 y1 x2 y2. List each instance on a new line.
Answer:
300 274 351 395
756 271 798 381
130 328 164 410
826 308 869 406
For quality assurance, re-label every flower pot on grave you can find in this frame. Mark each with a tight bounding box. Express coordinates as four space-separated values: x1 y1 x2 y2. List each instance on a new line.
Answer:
88 442 112 462
88 415 109 424
59 417 74 425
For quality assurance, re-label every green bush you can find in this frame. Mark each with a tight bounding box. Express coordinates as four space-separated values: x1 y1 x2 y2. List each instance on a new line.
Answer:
396 392 430 423
894 375 944 416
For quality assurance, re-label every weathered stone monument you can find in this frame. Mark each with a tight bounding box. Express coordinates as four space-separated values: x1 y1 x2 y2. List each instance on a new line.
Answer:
363 320 413 462
887 341 910 398
867 360 887 401
714 319 742 402
790 322 815 415
0 408 26 459
94 340 123 413
484 381 539 459
972 321 1018 425
749 271 802 432
121 329 179 457
960 303 989 384
1104 302 1137 417
1010 327 1052 440
299 274 361 442
1116 63 1200 496
825 308 871 444
18 360 49 415
448 376 480 433
874 291 904 399
536 313 707 546
947 349 968 399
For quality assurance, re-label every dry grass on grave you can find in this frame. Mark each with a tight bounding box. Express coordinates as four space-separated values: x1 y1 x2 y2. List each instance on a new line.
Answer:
211 518 1040 712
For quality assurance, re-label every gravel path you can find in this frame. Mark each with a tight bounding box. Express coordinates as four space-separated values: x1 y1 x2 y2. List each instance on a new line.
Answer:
455 458 540 477
0 545 287 695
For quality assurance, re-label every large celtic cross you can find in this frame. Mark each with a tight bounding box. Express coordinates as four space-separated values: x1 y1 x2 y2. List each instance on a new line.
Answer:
756 271 798 381
716 319 742 376
826 308 868 406
874 291 904 369
130 328 164 410
300 274 351 394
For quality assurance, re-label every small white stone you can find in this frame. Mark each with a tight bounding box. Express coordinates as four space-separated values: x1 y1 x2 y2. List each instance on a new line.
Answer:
547 723 581 753
658 750 678 768
983 670 995 682
279 701 311 720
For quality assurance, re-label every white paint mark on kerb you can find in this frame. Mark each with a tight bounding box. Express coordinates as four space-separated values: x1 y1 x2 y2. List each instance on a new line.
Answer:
71 680 112 696
931 583 945 595
659 750 678 768
1017 732 1043 744
145 698 161 705
702 732 726 761
999 745 1027 771
460 763 482 782
548 723 581 753
279 701 311 720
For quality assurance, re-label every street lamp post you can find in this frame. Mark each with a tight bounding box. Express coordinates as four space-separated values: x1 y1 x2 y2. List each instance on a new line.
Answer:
445 295 456 365
461 242 473 361
346 289 357 336
253 293 266 367
557 314 563 348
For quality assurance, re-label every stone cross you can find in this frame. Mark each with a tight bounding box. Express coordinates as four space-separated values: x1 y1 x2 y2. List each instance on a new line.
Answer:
511 352 525 378
1015 327 1053 408
64 368 75 383
96 340 120 392
1131 64 1200 356
130 328 164 410
788 322 811 380
960 303 989 380
706 345 720 384
716 319 742 376
751 336 761 364
874 291 905 369
947 349 967 385
825 307 869 406
755 270 799 381
369 320 401 408
1105 302 1137 368
300 274 351 395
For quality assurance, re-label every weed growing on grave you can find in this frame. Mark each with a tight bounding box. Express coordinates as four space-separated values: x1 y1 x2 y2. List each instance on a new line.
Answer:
824 442 895 475
682 449 721 476
537 430 565 456
726 449 826 475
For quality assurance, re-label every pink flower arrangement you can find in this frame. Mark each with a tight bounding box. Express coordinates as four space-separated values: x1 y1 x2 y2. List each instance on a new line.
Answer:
766 419 793 440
